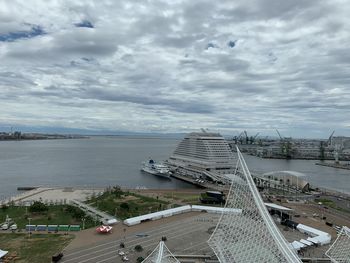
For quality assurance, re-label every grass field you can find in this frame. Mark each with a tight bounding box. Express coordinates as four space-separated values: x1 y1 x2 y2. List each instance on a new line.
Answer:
0 233 73 263
0 205 95 229
88 187 170 220
162 192 201 204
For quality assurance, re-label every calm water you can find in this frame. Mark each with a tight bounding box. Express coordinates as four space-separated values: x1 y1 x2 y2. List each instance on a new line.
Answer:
0 137 191 200
244 155 350 194
0 137 349 199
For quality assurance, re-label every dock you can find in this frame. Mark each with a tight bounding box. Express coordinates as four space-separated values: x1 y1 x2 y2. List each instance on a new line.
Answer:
316 162 350 170
171 173 229 191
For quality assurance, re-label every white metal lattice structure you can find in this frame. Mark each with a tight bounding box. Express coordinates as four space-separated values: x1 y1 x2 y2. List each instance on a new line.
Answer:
208 147 302 263
326 226 350 263
142 241 180 263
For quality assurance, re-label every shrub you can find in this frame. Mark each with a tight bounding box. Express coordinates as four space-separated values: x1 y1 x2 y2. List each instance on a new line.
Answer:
137 256 144 263
135 245 143 252
29 201 48 213
65 205 86 219
120 202 129 210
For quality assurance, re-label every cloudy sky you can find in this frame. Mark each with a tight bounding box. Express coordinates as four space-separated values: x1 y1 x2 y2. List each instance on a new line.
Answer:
0 0 349 138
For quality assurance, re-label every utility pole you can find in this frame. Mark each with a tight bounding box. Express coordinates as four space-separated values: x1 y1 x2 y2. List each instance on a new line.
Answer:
28 217 32 238
82 217 86 230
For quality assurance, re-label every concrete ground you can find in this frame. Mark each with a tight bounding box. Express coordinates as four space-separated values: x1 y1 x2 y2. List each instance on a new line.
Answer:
61 212 216 263
4 188 349 262
60 207 343 263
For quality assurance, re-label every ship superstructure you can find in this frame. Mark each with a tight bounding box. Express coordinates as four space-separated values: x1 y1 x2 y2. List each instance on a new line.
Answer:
167 131 235 182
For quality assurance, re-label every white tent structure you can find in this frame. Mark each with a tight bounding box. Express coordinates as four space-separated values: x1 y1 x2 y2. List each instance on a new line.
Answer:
326 226 350 263
208 147 302 263
296 224 331 245
142 241 179 263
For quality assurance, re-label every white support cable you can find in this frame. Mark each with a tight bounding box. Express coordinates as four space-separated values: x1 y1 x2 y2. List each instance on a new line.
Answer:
208 146 302 263
142 241 180 263
237 149 301 262
326 226 350 263
156 241 165 263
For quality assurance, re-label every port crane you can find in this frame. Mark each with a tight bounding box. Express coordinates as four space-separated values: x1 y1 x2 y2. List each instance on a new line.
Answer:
325 131 344 163
242 131 260 144
233 132 244 144
275 129 293 159
233 131 260 145
327 130 335 147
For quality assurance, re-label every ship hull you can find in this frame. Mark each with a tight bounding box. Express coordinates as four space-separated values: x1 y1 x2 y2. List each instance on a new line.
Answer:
141 167 171 179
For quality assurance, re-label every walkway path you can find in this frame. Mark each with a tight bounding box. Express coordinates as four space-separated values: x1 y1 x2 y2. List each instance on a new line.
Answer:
70 200 117 224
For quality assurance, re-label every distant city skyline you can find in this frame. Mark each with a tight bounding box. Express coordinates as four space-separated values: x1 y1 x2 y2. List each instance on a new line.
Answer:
1 1 349 138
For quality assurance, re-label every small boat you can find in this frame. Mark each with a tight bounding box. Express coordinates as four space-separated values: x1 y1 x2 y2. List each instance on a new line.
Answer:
141 159 171 179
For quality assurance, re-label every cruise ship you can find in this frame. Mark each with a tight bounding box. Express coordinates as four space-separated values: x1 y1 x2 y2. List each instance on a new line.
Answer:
167 131 236 183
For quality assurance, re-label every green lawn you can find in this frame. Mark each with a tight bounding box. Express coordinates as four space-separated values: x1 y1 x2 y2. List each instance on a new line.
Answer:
0 205 95 229
314 198 350 213
88 188 170 220
0 233 73 263
163 192 201 204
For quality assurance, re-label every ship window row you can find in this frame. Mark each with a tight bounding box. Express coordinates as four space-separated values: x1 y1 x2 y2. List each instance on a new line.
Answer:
176 145 230 150
174 150 232 157
175 150 231 155
174 149 232 156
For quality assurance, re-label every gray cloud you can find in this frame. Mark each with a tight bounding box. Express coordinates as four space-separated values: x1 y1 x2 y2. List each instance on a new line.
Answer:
0 0 349 137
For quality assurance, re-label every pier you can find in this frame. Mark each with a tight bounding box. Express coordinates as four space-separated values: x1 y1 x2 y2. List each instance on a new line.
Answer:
316 162 350 170
170 173 229 191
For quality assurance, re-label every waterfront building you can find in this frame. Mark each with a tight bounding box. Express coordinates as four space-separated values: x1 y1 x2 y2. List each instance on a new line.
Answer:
262 171 310 192
167 131 236 182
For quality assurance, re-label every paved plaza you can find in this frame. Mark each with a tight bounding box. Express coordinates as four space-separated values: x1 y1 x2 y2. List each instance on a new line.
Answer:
61 213 219 263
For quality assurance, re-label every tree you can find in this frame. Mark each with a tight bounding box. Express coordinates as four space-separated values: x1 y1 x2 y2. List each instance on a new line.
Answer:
29 201 48 213
113 185 123 198
137 257 144 263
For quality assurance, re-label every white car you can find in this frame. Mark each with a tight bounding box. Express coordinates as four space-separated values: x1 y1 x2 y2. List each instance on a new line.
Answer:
118 251 125 256
122 256 129 261
1 224 9 230
10 224 17 230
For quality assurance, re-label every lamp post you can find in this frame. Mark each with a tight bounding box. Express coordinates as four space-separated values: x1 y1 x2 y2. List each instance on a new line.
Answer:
82 217 86 230
28 217 32 238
